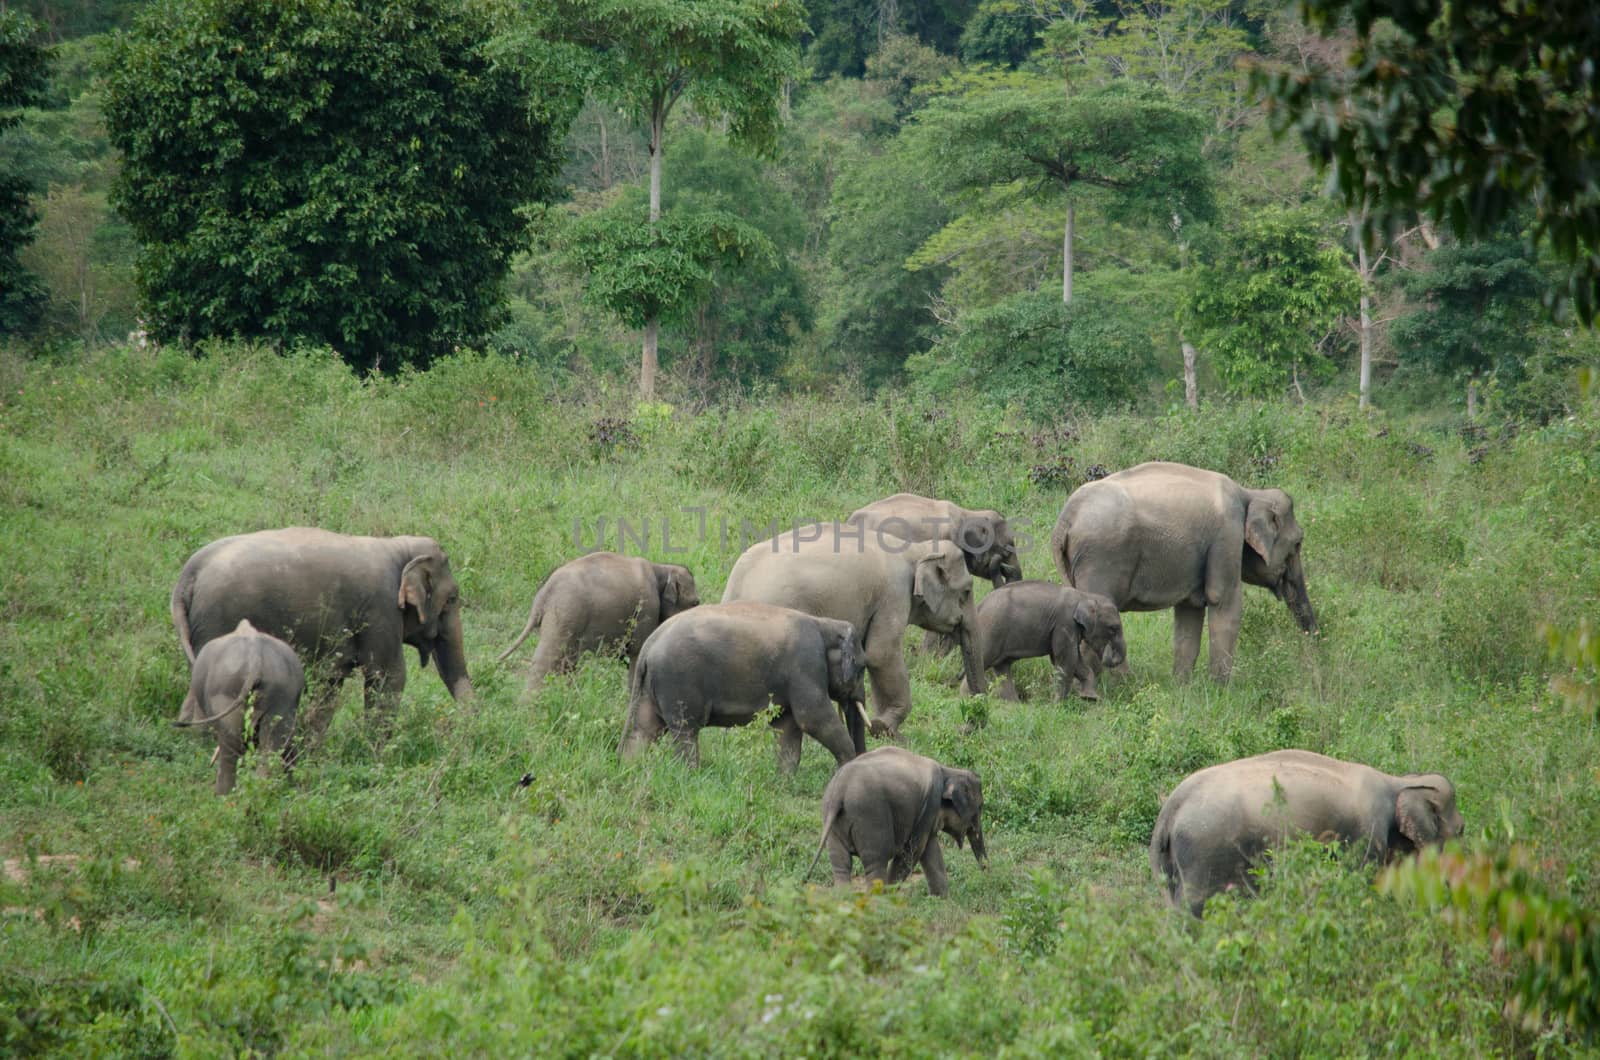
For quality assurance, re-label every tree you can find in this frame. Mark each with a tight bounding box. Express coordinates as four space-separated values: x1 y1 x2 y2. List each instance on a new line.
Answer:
909 74 1212 304
1388 235 1543 418
1254 0 1600 322
1182 205 1360 396
0 9 49 335
102 0 579 371
531 0 806 398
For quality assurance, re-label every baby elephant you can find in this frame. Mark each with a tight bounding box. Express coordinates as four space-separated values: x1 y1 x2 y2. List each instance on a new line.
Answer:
619 602 868 773
807 746 987 897
960 580 1125 702
174 619 305 795
1151 749 1464 917
499 551 699 689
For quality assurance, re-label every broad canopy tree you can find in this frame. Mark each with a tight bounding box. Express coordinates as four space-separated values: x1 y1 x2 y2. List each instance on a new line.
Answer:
103 0 579 371
909 74 1213 303
0 10 49 334
530 0 806 398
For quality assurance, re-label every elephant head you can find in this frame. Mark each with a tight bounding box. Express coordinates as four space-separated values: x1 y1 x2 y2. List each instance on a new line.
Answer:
956 511 1022 587
939 768 988 866
399 549 472 700
910 548 988 695
1074 593 1126 670
819 620 868 710
1241 488 1318 635
1393 775 1465 853
654 563 700 621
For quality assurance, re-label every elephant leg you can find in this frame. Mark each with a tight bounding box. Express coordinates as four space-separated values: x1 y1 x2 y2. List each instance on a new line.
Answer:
995 662 1021 702
1207 593 1243 682
921 630 955 656
670 727 701 768
620 687 666 760
828 834 854 886
293 676 344 760
795 697 857 768
919 836 950 897
771 709 804 775
362 666 402 746
524 628 570 690
214 713 245 796
862 625 914 738
1172 604 1205 681
255 702 295 779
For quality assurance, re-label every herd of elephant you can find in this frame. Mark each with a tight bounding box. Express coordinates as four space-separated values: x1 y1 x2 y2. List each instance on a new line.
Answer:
168 461 1463 915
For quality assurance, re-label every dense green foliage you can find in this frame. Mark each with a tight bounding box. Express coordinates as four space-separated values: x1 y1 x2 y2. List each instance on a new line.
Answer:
3 344 1600 1051
0 10 50 333
100 0 576 371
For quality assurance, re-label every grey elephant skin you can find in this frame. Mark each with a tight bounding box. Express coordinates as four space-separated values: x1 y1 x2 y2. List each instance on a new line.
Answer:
1051 461 1317 682
847 493 1023 587
618 601 867 772
807 746 987 897
1150 749 1464 917
721 530 987 738
174 619 306 795
498 551 699 688
959 580 1125 702
171 528 472 739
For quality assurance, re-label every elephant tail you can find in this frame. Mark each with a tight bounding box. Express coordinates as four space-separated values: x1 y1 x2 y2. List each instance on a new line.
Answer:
805 801 844 882
1149 805 1181 907
496 577 552 664
1050 518 1075 587
171 561 201 664
173 662 260 730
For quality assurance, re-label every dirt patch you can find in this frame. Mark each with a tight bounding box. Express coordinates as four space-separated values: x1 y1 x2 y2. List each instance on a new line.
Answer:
2 854 142 883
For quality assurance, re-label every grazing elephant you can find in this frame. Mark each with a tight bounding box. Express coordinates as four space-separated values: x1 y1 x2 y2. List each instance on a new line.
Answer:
1150 749 1464 917
847 493 1022 587
959 580 1125 702
497 551 699 689
1051 461 1318 682
174 619 306 795
721 529 987 738
618 602 867 773
806 746 987 897
171 528 472 740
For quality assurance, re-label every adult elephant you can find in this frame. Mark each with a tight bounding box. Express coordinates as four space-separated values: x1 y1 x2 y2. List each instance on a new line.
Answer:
722 529 986 738
171 528 473 737
1050 461 1317 682
847 493 1022 587
1150 749 1463 917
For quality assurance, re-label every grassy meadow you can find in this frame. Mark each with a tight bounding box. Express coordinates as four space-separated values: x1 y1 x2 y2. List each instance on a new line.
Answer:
2 343 1598 1056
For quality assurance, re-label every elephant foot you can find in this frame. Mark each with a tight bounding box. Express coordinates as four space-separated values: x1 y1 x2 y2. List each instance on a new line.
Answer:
868 718 902 742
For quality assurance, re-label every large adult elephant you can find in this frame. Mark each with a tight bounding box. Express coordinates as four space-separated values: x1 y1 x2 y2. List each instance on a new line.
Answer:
1150 749 1463 916
1050 462 1317 682
722 530 986 738
171 528 473 736
847 493 1022 587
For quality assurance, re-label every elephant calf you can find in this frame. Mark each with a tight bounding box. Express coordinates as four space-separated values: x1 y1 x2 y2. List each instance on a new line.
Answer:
619 602 868 773
1150 749 1464 917
959 580 1125 702
499 551 699 689
807 747 987 897
174 619 305 795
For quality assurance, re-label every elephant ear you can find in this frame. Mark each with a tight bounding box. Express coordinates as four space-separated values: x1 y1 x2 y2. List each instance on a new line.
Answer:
1243 497 1282 566
399 555 435 623
1395 785 1445 847
1072 596 1097 638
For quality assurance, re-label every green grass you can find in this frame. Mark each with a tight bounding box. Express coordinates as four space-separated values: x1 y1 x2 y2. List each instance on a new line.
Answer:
2 343 1598 1056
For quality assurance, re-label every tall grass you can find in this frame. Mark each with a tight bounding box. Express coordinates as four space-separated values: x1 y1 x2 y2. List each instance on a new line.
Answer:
1 343 1596 1055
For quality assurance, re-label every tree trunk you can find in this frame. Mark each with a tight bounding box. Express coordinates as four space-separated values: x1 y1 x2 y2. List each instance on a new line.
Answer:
1353 216 1373 410
598 111 611 190
1181 340 1198 409
642 108 665 400
1466 375 1479 419
1062 200 1075 304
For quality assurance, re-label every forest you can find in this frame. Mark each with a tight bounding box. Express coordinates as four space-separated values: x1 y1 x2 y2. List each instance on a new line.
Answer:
2 0 1599 1055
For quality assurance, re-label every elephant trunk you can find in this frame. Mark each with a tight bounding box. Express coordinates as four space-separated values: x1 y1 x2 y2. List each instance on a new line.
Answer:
434 609 474 701
969 823 988 866
957 604 988 696
1102 635 1127 671
992 555 1022 588
1281 551 1318 635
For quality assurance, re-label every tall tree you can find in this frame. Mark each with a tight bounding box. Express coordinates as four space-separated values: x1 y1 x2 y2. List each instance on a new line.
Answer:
0 9 49 335
909 74 1212 303
103 0 580 371
532 0 805 398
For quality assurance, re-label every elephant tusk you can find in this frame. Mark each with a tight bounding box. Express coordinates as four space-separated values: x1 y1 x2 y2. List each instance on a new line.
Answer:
853 700 870 727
